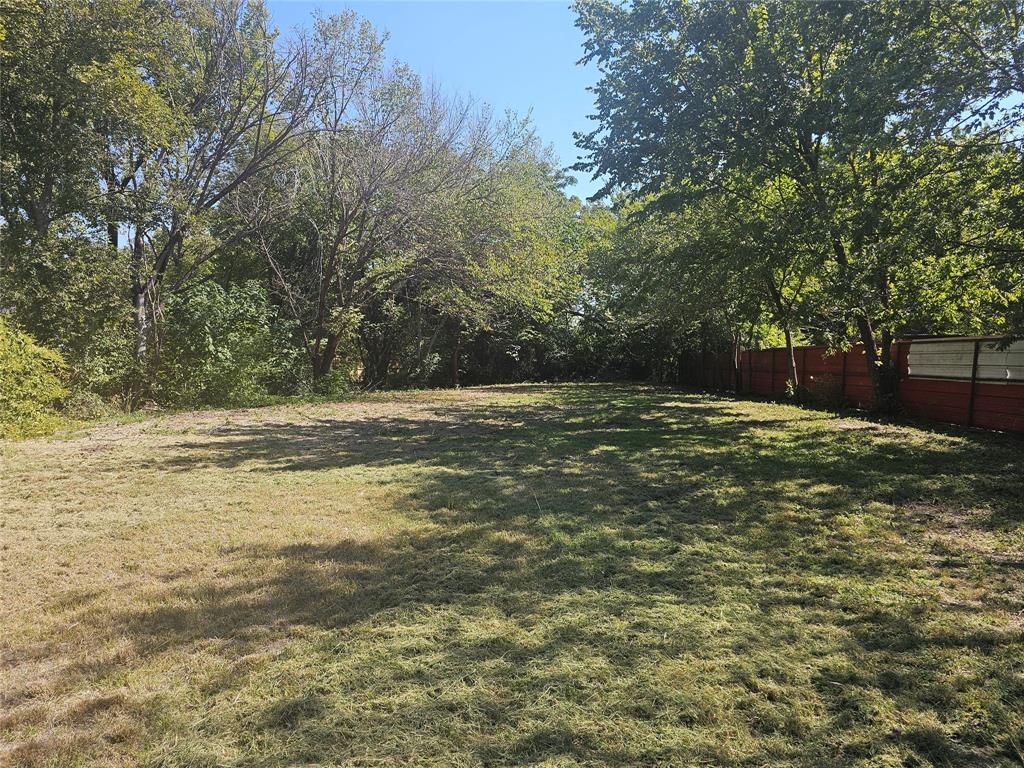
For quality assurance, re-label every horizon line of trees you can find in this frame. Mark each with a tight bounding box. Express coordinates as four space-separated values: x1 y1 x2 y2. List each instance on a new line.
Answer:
2 0 1023 436
1 0 598 427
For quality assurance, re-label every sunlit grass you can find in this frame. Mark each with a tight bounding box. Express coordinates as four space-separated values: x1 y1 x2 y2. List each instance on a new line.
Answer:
1 384 1022 766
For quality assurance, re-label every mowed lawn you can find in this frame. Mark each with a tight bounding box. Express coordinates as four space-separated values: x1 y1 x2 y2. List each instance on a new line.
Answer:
2 385 1023 767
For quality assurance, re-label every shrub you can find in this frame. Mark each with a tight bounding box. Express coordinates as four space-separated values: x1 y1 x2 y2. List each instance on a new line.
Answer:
0 233 134 398
62 390 118 420
0 317 68 438
155 281 303 407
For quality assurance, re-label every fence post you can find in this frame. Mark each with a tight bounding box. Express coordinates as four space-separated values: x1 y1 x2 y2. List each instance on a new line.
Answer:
747 350 753 394
771 349 777 394
801 347 808 387
967 340 981 426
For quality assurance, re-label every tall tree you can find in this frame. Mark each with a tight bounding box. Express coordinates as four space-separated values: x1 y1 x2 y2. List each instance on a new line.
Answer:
113 0 340 363
0 0 178 243
235 56 502 381
575 0 1024 404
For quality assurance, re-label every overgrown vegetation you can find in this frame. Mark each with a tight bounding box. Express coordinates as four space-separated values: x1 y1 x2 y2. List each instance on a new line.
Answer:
0 318 66 438
2 0 1021 424
2 385 1022 766
0 0 589 414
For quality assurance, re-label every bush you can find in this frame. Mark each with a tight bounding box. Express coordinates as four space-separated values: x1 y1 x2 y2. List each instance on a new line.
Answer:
0 233 134 398
155 281 303 407
62 390 118 420
0 317 68 438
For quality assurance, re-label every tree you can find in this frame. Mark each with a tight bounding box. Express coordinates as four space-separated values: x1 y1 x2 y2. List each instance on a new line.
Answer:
0 0 178 242
0 0 178 394
421 140 582 386
575 0 1024 405
235 54 502 383
108 0 344 365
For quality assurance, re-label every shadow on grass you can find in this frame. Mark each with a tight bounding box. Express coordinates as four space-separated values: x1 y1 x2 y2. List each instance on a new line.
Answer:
28 386 1024 765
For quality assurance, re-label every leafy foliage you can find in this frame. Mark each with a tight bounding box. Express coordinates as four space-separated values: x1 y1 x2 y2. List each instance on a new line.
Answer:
0 232 134 397
573 0 1024 403
0 0 1021 416
0 317 67 437
155 281 302 408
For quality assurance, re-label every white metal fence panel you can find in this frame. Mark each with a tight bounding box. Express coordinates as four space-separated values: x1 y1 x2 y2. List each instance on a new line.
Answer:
1001 341 1024 381
907 340 975 380
907 339 1024 382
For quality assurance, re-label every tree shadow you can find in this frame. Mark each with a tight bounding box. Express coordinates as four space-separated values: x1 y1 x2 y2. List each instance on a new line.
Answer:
15 385 1024 766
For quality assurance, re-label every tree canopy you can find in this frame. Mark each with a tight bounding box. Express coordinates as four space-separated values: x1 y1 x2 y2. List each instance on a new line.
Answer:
1 0 1021 415
574 0 1024 403
1 0 586 405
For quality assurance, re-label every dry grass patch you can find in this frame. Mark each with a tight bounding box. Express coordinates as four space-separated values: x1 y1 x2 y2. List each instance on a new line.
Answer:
1 384 1022 766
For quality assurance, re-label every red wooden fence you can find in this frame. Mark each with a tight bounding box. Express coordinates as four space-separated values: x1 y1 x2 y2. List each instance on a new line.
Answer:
690 337 1024 435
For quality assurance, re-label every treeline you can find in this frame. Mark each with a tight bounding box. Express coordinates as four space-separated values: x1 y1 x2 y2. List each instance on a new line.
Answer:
0 0 597 429
2 0 1023 435
574 0 1024 406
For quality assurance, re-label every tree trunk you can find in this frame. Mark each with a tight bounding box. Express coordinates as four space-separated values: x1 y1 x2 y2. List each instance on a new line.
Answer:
132 228 148 361
28 175 53 241
133 291 148 360
412 325 442 383
784 324 799 398
733 332 742 393
359 335 390 389
877 328 897 411
854 315 896 411
313 333 342 379
451 331 462 388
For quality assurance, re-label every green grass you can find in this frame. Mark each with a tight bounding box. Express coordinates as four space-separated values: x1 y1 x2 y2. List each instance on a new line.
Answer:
1 383 1022 767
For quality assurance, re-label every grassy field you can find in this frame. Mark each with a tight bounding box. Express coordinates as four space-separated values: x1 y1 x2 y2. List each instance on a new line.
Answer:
1 384 1023 767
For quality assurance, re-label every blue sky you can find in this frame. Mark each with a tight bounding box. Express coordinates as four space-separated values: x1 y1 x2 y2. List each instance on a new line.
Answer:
267 1 602 200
